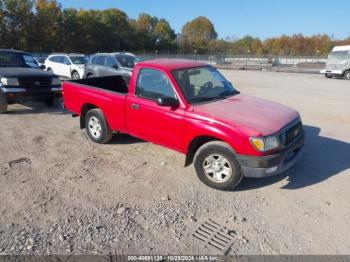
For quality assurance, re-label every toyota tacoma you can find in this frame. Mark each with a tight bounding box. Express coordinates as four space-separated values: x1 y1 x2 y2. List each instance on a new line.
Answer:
63 59 305 190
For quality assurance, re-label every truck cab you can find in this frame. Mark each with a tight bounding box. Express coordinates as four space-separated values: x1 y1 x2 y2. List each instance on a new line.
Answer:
321 45 350 80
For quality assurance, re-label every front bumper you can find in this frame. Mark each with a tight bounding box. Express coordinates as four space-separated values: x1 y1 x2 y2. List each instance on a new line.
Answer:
1 86 62 102
237 131 305 178
321 69 344 76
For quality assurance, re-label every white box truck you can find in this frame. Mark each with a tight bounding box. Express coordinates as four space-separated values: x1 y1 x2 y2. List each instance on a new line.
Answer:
321 45 350 80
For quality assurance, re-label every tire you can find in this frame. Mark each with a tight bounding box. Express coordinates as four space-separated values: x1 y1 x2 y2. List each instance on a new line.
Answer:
344 71 350 80
71 71 80 79
0 93 8 114
85 109 113 144
325 74 331 78
193 141 243 190
47 68 53 73
86 73 93 78
44 97 55 107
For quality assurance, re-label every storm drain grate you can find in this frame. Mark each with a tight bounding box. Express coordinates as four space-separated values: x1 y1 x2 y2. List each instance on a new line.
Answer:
193 219 235 253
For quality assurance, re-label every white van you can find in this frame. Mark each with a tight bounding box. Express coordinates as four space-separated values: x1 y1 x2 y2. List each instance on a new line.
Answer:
321 45 350 80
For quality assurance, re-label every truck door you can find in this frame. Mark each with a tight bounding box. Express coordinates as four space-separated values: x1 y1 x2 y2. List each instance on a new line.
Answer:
126 68 185 151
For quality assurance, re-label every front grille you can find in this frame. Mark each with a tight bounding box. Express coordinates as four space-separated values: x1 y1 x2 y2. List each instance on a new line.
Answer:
19 77 51 88
285 121 302 145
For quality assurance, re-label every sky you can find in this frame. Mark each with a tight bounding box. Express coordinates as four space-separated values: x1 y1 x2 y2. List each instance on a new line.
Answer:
57 0 350 40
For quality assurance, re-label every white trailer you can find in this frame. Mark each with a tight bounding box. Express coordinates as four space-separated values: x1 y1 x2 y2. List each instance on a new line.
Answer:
321 45 350 80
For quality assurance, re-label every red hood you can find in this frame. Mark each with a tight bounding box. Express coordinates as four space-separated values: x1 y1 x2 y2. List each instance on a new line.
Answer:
192 94 299 136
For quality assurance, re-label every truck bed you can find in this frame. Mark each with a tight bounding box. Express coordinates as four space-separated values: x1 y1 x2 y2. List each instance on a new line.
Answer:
63 75 129 132
68 75 129 94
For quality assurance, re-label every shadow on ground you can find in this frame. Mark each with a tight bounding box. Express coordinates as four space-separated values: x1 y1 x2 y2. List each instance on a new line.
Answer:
237 125 350 190
109 133 145 145
5 100 69 115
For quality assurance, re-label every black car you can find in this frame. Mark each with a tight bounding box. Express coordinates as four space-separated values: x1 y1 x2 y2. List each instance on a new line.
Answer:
0 49 62 113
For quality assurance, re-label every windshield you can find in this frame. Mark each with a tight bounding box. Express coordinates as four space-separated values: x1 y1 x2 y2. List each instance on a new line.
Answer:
115 55 135 68
23 55 40 68
69 56 87 65
329 51 350 60
0 52 39 68
172 65 238 104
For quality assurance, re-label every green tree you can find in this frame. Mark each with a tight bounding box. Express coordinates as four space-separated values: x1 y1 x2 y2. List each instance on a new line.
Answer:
1 0 35 50
135 13 158 51
154 19 176 51
33 0 63 52
233 35 254 54
99 8 131 51
61 8 81 52
0 0 7 47
251 37 263 55
180 16 217 53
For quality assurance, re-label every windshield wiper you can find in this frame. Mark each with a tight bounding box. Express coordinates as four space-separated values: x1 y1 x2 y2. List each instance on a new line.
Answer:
218 90 240 97
190 96 227 103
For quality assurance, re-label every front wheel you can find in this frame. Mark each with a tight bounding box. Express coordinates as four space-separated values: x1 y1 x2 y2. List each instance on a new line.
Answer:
0 93 8 114
85 109 113 144
71 71 80 79
344 71 350 80
193 141 244 190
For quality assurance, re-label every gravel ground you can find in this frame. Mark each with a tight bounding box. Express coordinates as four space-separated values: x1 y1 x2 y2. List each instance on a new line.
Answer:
0 71 350 255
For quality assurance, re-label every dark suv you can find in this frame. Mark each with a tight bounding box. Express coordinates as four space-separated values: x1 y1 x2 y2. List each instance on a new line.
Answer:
0 49 62 113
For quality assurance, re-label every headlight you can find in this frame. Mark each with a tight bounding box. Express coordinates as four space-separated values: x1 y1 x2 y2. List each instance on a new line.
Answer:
51 77 61 86
0 78 19 86
250 135 281 152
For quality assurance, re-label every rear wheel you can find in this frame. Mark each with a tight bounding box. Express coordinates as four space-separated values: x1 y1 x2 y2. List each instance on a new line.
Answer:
344 71 350 80
193 141 244 190
85 109 113 144
0 93 8 114
71 71 80 79
47 68 53 73
86 73 93 78
325 73 331 78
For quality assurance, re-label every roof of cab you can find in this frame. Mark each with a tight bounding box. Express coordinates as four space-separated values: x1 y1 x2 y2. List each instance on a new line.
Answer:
137 59 208 71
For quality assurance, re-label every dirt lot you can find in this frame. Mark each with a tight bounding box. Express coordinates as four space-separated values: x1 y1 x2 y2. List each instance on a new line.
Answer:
0 71 350 256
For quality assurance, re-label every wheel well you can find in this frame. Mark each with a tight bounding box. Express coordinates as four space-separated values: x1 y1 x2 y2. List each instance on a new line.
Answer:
185 136 224 167
80 104 97 129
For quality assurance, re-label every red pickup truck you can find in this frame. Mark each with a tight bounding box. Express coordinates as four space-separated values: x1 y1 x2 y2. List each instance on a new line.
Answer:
63 59 304 190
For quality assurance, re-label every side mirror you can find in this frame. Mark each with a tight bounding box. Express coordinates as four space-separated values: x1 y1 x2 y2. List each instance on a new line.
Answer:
40 65 46 70
157 97 179 107
112 64 119 69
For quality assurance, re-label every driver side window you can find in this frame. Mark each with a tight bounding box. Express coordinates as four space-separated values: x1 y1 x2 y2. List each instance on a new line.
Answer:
106 57 117 67
136 68 177 100
62 57 71 65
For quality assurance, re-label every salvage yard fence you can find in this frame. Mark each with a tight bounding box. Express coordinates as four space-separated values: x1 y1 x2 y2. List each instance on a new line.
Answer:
32 52 328 73
138 54 327 73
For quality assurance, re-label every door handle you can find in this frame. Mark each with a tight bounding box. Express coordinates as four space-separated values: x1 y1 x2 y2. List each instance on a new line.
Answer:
131 103 140 110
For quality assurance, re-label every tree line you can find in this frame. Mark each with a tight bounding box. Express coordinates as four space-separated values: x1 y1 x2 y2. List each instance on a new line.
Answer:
1 0 349 55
